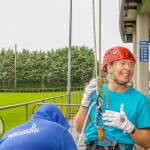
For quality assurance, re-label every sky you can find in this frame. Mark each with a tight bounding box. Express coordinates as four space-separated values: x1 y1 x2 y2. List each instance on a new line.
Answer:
0 0 132 60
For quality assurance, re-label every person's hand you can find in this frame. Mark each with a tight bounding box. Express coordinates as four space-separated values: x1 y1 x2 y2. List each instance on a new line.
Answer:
102 104 135 134
81 78 96 107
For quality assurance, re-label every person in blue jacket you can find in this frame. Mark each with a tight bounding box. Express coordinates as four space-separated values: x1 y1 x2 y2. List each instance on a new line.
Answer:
0 104 77 150
75 46 150 150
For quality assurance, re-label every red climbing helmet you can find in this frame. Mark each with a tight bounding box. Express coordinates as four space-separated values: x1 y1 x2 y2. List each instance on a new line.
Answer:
102 46 136 72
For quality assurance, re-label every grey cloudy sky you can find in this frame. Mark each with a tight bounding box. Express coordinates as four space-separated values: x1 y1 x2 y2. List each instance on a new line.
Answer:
0 0 132 59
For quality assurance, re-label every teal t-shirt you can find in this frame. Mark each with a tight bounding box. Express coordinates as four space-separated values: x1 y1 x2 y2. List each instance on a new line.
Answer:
84 84 150 146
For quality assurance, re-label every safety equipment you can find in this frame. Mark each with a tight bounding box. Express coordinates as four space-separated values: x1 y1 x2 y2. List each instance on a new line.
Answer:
81 78 96 107
102 46 136 72
102 104 135 134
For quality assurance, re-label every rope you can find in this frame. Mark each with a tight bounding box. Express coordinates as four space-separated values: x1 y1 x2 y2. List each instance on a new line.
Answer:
92 0 98 80
92 0 99 96
77 101 96 149
77 1 105 149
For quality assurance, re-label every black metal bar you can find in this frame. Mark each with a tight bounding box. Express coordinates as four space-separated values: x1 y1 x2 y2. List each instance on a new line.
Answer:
124 6 137 10
125 0 141 3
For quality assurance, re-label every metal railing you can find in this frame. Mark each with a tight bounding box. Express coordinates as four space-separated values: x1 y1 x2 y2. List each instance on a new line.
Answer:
0 87 83 92
0 92 83 131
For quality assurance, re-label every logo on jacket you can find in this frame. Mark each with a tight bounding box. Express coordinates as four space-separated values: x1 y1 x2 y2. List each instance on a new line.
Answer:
8 123 39 139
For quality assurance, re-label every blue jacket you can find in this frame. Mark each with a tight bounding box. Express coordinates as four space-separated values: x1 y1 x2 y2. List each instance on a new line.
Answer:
0 104 77 150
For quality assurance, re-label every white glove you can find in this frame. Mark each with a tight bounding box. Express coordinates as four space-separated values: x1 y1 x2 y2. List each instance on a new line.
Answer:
102 104 135 134
81 78 96 107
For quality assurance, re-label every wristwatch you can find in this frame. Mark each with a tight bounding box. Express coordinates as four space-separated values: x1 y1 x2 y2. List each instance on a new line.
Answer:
130 128 136 134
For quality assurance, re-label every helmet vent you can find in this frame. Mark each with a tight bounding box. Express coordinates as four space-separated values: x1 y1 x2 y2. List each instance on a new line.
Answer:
113 50 118 55
126 51 132 58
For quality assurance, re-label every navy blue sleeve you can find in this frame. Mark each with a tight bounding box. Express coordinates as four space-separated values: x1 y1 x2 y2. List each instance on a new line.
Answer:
60 130 77 150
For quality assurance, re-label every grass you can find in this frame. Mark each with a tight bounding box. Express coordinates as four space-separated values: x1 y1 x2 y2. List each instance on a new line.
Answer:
0 92 67 106
0 91 81 134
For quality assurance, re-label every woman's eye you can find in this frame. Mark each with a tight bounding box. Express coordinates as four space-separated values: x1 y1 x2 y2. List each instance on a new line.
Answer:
120 63 124 66
129 63 134 68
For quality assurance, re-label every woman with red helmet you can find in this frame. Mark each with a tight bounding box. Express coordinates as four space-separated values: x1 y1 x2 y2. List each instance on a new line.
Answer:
75 46 150 150
102 46 136 86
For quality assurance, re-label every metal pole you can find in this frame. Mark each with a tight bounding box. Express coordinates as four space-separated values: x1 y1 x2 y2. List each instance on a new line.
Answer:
67 0 72 119
14 44 17 90
99 0 101 76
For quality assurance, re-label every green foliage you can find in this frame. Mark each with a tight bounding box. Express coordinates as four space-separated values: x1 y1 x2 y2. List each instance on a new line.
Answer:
0 46 95 89
0 49 14 87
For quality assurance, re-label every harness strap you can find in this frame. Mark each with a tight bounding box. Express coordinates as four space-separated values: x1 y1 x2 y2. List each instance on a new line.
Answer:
103 141 109 150
92 139 98 150
102 138 125 150
91 139 109 150
118 144 125 150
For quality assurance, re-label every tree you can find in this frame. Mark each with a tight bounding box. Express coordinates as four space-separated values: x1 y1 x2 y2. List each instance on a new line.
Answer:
0 46 95 89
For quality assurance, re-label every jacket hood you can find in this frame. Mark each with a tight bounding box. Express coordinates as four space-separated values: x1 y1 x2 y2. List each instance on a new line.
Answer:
32 104 70 130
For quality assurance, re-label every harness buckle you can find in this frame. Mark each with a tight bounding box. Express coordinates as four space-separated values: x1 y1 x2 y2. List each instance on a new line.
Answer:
110 140 119 148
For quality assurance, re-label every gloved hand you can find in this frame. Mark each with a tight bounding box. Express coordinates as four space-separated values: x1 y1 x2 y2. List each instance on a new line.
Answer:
102 104 135 134
81 78 96 107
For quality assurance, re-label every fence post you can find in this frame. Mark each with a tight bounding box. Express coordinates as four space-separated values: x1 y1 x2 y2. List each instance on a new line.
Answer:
25 104 28 121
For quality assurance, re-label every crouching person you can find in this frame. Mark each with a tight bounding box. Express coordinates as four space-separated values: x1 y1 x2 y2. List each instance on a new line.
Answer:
0 104 77 150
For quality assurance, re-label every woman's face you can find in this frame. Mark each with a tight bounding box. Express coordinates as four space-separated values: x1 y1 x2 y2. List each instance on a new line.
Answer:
108 59 135 85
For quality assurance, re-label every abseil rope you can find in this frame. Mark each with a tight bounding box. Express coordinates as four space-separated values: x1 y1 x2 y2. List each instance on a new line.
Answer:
77 101 96 149
92 0 106 149
77 0 105 149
